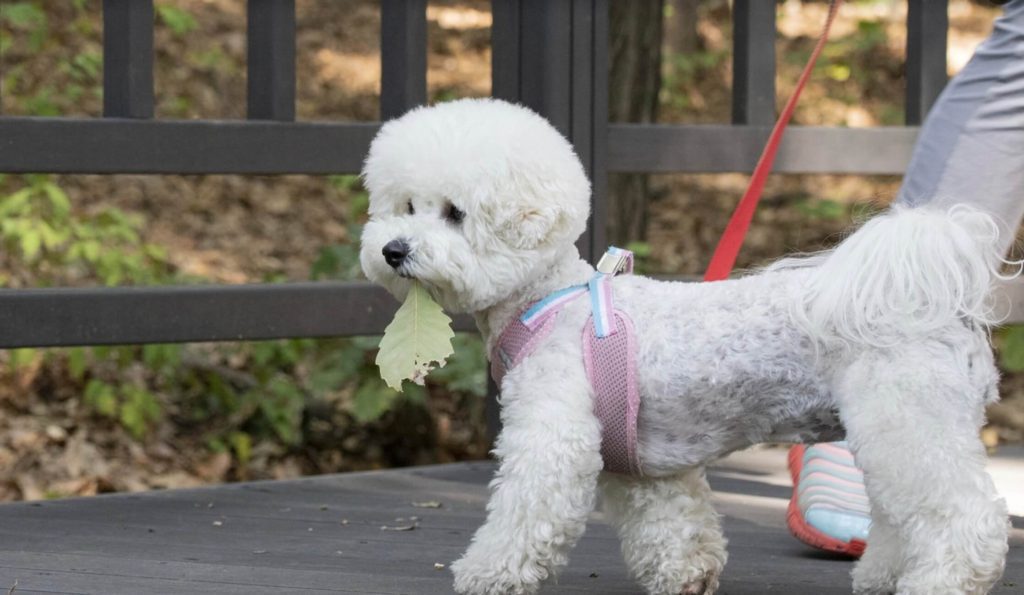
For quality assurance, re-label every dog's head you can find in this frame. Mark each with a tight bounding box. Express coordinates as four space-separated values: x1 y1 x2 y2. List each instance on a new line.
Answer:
359 98 591 313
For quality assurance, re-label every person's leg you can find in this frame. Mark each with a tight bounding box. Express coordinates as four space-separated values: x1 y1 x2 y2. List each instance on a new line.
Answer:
898 0 1024 242
788 0 1024 556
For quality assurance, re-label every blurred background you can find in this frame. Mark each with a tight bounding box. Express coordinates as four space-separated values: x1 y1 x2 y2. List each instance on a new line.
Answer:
0 0 1020 501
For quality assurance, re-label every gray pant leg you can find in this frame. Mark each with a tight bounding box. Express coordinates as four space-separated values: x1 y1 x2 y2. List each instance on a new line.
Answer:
897 0 1024 253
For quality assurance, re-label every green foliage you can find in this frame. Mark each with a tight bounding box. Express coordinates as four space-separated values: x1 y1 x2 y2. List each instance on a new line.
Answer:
8 348 37 372
429 335 487 398
0 170 486 465
120 386 162 439
0 175 171 286
660 48 729 112
795 198 848 222
191 48 231 72
624 241 653 275
812 17 896 116
156 4 198 36
0 2 47 51
0 2 45 29
311 239 363 281
998 326 1024 373
84 380 160 439
431 88 460 104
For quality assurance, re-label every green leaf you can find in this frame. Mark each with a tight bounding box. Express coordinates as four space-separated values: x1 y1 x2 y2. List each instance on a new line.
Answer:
999 325 1024 372
10 348 37 371
84 379 117 417
0 187 34 217
429 334 487 397
120 387 162 439
0 3 46 29
352 379 397 423
42 182 71 219
375 282 454 392
229 431 252 464
156 4 197 36
19 229 41 261
67 347 87 381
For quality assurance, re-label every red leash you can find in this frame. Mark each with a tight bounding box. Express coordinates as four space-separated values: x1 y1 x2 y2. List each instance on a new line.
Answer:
704 0 844 282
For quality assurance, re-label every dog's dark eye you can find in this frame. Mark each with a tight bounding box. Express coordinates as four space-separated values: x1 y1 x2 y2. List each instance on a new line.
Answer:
407 200 415 215
445 203 465 225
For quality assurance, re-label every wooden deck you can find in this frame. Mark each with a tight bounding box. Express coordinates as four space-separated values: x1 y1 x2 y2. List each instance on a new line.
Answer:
0 448 1019 594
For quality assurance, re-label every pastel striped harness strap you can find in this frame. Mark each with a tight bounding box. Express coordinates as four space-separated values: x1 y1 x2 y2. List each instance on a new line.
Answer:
490 247 642 476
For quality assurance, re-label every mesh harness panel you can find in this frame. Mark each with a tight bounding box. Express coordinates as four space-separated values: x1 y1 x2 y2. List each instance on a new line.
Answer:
490 248 642 476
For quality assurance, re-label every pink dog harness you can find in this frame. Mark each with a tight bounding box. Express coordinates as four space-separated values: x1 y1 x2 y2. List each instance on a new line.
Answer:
491 247 642 475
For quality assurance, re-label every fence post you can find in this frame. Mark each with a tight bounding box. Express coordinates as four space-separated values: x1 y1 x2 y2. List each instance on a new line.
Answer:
247 0 296 121
380 0 427 120
103 0 155 118
906 0 948 125
732 0 777 126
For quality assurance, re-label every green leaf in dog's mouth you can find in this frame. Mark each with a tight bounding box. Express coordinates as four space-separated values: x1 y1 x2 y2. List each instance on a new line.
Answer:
376 281 455 392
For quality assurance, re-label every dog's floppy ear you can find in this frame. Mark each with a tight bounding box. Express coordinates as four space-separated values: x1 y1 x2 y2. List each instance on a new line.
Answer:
486 176 591 251
491 200 574 250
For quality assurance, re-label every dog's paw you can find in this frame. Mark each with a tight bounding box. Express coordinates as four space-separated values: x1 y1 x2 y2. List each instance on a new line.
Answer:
851 557 897 595
634 550 723 595
678 568 721 595
851 568 894 594
450 552 543 595
681 578 707 595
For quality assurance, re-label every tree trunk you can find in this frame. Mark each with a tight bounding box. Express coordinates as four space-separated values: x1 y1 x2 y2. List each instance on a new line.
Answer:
607 0 665 246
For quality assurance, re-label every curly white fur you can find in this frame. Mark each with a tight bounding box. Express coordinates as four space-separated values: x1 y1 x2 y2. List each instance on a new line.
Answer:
783 204 1017 348
360 98 1012 595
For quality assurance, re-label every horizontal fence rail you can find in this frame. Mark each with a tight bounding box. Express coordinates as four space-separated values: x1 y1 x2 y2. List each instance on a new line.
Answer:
0 283 475 348
0 118 377 174
607 125 920 174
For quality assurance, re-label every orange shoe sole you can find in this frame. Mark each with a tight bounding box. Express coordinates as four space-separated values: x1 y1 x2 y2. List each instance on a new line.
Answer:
786 444 867 558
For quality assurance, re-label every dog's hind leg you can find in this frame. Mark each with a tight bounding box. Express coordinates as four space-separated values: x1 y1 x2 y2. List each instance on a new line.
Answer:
835 348 1009 595
600 468 727 595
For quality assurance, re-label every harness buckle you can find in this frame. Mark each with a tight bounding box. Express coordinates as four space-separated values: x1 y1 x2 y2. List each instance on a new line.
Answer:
596 250 630 275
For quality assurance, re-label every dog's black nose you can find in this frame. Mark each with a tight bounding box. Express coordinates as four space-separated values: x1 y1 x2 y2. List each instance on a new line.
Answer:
382 239 411 269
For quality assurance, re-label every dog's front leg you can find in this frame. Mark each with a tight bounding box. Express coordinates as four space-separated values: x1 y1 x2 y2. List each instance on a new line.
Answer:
452 360 603 595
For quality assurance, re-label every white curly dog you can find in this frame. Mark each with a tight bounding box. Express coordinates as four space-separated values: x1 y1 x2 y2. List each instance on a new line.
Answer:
359 98 1012 595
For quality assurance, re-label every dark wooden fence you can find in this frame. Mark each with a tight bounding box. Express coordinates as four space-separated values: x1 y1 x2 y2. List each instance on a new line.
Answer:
0 0 969 350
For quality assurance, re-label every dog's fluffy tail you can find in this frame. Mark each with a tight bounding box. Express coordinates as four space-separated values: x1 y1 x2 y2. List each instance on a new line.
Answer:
793 204 1018 347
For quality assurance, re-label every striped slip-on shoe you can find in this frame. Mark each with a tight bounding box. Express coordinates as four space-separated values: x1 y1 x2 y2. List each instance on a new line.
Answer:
786 442 870 557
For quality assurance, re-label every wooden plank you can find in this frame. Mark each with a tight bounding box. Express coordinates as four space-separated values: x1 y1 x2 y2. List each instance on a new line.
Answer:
905 0 948 125
103 0 155 118
0 283 475 348
731 0 777 125
379 0 427 120
0 460 1016 594
247 0 297 121
0 117 377 174
607 124 919 174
